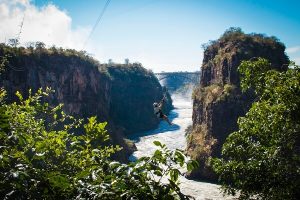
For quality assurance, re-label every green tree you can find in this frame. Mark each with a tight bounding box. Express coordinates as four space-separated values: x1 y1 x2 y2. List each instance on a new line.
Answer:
0 88 198 199
211 58 300 199
0 55 8 72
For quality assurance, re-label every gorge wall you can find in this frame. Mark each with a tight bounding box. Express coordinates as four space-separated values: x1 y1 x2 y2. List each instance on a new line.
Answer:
186 28 289 181
0 44 172 161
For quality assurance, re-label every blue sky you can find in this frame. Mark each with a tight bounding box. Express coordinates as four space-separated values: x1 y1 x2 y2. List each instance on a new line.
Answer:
3 0 300 71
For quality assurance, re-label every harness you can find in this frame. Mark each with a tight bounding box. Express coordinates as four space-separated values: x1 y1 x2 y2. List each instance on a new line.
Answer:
155 110 162 115
154 106 161 115
154 94 167 117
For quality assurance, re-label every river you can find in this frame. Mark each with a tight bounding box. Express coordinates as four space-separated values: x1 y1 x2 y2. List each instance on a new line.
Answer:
128 92 235 200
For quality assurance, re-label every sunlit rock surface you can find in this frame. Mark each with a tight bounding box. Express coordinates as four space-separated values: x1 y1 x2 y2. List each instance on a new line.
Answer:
187 30 289 181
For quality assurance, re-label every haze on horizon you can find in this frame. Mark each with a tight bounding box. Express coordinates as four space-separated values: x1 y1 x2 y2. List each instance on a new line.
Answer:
0 0 300 72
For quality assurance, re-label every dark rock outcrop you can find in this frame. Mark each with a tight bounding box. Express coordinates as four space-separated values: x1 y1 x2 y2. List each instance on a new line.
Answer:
0 45 172 161
186 28 289 181
106 65 173 135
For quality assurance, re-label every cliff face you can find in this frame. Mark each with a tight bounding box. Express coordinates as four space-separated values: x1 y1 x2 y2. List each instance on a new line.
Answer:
2 51 112 122
0 45 172 161
200 33 287 87
106 65 173 135
186 28 289 181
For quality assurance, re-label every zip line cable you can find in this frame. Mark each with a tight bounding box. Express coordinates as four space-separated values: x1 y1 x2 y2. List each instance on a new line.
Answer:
17 0 33 45
17 13 25 44
83 0 111 49
6 7 27 71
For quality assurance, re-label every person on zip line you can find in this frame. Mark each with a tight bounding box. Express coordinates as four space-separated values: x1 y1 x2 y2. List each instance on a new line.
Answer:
153 95 173 125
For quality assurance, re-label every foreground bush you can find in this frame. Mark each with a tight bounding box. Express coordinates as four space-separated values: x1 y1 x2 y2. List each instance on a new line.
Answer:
211 58 300 199
0 88 198 199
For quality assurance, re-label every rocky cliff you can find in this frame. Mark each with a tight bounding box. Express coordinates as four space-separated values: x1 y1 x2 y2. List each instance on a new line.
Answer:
0 44 172 161
106 65 173 135
186 28 289 181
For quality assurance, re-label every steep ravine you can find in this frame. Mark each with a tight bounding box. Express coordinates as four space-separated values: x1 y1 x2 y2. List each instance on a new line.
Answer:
187 29 289 181
0 45 172 161
128 91 235 199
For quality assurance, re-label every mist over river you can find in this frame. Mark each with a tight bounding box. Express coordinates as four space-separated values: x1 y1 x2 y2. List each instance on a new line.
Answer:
128 91 235 200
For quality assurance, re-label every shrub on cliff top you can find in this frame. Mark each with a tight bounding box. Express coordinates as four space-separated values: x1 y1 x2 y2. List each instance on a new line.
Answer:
193 84 237 104
0 44 156 83
211 58 300 199
202 27 286 54
0 43 101 68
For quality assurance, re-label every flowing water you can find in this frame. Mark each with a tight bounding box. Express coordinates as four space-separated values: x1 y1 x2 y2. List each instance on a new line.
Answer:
128 92 235 200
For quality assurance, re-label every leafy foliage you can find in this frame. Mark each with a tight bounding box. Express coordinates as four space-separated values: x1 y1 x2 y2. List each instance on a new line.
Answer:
0 88 197 199
211 58 300 199
0 54 8 72
0 42 102 70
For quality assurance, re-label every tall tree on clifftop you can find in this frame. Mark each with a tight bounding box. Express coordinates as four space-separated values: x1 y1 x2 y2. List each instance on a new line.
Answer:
211 58 300 199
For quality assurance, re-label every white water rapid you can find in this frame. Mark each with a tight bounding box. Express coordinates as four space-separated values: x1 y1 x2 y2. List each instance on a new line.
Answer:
128 92 235 200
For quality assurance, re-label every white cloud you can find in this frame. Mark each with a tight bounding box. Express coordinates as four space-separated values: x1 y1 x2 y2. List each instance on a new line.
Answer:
286 46 300 54
294 57 300 65
0 0 90 50
0 0 202 71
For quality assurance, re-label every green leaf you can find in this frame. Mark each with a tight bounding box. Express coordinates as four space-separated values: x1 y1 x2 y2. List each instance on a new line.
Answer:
47 172 70 190
153 140 163 148
174 151 185 167
187 160 199 171
154 170 163 176
169 169 180 182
